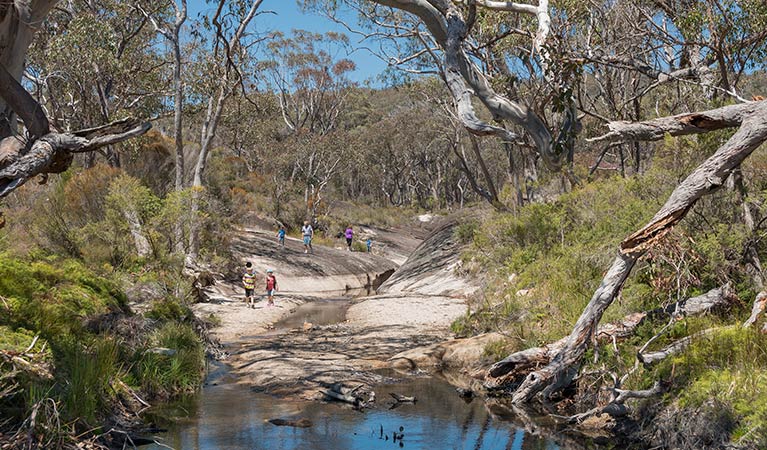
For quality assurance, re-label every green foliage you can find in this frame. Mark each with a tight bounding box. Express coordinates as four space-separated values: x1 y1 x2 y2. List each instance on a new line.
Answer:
54 337 121 425
461 173 668 342
650 327 767 447
146 297 192 322
0 251 204 435
454 220 478 244
0 326 41 354
131 323 205 397
0 253 125 338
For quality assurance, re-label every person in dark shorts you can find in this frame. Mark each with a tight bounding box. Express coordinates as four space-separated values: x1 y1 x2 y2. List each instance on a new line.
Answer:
345 225 354 251
242 262 257 308
276 226 286 247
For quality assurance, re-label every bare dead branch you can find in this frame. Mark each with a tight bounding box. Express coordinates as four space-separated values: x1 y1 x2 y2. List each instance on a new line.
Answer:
588 100 762 144
0 118 151 198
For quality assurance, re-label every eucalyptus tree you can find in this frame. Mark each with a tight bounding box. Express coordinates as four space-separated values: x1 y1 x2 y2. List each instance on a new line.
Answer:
261 30 357 219
304 0 580 210
186 0 265 262
24 0 164 167
0 0 151 206
138 0 188 191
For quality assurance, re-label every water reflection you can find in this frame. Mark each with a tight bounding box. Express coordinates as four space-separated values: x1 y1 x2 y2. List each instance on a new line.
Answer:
142 370 567 450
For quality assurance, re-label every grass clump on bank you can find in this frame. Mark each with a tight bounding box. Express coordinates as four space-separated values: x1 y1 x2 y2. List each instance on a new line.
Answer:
0 252 205 446
650 327 767 447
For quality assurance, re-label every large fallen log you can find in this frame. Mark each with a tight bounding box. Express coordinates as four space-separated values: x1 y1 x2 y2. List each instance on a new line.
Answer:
487 284 735 380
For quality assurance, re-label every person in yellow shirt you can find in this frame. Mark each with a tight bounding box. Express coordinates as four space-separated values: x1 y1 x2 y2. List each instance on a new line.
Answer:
242 262 257 308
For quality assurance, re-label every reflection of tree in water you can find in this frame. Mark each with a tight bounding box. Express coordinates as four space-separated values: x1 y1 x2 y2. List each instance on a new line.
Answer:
472 415 492 450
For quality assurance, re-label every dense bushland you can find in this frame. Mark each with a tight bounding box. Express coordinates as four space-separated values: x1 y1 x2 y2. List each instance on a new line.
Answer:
454 135 767 447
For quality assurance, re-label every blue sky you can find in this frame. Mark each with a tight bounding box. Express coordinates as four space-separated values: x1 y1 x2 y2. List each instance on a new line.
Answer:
187 0 389 84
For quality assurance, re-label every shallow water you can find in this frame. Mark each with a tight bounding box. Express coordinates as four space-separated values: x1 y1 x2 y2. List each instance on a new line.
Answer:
140 298 577 450
274 297 351 330
140 363 574 450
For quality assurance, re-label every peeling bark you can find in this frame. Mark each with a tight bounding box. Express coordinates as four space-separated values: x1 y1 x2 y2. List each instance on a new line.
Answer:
743 291 767 328
588 101 762 144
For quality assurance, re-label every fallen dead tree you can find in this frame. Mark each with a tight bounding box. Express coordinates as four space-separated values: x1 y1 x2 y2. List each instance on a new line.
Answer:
486 284 735 383
637 328 722 365
560 381 666 425
486 99 767 404
321 383 376 410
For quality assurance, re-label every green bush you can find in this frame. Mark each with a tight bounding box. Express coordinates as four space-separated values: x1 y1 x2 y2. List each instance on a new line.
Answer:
146 297 191 322
649 327 767 447
0 254 125 338
132 322 204 397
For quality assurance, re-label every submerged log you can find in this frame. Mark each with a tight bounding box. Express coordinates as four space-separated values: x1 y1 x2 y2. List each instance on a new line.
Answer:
389 392 417 403
268 418 313 428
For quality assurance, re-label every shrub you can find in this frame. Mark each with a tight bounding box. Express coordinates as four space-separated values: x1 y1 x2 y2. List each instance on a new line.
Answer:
132 322 204 397
54 337 121 425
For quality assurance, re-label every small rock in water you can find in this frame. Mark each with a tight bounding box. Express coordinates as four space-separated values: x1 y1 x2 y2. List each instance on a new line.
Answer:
456 387 474 399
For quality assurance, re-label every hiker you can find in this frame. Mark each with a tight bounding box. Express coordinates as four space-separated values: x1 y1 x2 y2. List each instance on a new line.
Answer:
276 226 286 247
301 221 314 254
265 269 278 306
242 262 257 308
366 238 372 253
345 225 354 251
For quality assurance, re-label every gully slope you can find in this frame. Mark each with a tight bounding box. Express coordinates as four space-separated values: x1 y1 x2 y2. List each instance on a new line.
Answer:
193 220 478 401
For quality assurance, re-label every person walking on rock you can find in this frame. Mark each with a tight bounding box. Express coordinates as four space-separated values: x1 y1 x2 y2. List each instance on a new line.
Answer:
276 226 286 247
301 221 314 254
242 262 257 308
366 237 372 253
265 269 278 306
345 225 354 251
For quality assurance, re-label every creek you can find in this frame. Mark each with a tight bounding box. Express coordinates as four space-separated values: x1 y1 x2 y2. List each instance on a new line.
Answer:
140 298 577 450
